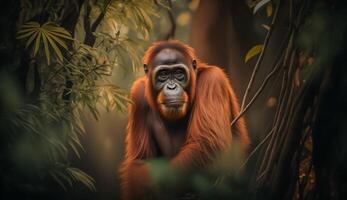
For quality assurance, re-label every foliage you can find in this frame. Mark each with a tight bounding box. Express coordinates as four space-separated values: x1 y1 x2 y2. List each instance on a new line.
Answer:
106 0 158 40
245 44 263 63
17 21 73 65
245 0 273 63
1 0 164 194
240 0 347 199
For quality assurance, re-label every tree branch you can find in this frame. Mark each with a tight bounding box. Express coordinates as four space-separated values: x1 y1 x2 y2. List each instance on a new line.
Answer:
231 44 284 128
83 2 92 40
84 0 111 46
240 0 282 111
164 0 176 40
91 0 112 32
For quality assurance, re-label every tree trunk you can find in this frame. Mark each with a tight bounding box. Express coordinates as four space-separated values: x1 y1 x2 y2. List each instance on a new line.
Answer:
190 0 347 199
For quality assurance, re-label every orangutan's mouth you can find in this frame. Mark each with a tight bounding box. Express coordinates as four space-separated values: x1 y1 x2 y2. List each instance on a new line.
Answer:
163 100 186 108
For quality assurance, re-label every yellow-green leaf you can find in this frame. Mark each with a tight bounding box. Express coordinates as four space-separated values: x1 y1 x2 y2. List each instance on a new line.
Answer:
16 30 34 39
49 31 73 40
33 31 41 56
49 172 68 191
266 3 273 17
42 22 56 27
25 32 38 48
45 32 64 61
45 31 68 50
48 27 72 37
245 44 263 63
69 141 81 159
17 21 73 65
21 22 40 29
41 31 51 65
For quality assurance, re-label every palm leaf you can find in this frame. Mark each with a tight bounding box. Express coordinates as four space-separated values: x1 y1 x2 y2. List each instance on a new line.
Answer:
33 31 41 56
16 29 35 39
49 171 68 191
21 21 40 28
25 32 38 48
17 21 73 64
67 167 96 191
45 31 69 50
41 30 51 65
45 32 64 61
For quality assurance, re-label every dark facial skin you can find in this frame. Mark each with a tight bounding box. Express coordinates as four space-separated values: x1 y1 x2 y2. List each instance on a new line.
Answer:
150 49 191 120
154 64 188 102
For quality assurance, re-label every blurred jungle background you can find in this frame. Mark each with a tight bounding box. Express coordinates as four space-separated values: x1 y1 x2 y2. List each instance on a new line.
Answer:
0 0 346 199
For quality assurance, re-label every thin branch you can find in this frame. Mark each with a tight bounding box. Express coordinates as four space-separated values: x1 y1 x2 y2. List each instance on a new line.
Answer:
164 0 176 40
258 33 296 176
240 0 282 111
239 128 275 171
256 168 268 182
154 0 176 40
83 2 92 38
91 0 112 32
233 52 285 173
231 50 284 128
83 0 111 45
235 31 293 170
260 50 297 181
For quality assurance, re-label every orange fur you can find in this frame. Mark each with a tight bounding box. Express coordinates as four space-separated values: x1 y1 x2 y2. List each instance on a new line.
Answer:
157 90 189 120
119 40 249 200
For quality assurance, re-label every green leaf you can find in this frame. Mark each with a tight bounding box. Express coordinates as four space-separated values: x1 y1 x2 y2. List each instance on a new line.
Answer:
16 21 73 65
45 31 68 49
45 32 64 61
245 44 263 63
55 170 73 187
50 171 68 191
49 32 73 41
69 141 81 159
25 32 38 48
21 21 40 28
67 167 96 191
16 30 34 39
33 31 41 56
41 30 51 65
42 21 57 27
48 26 72 35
